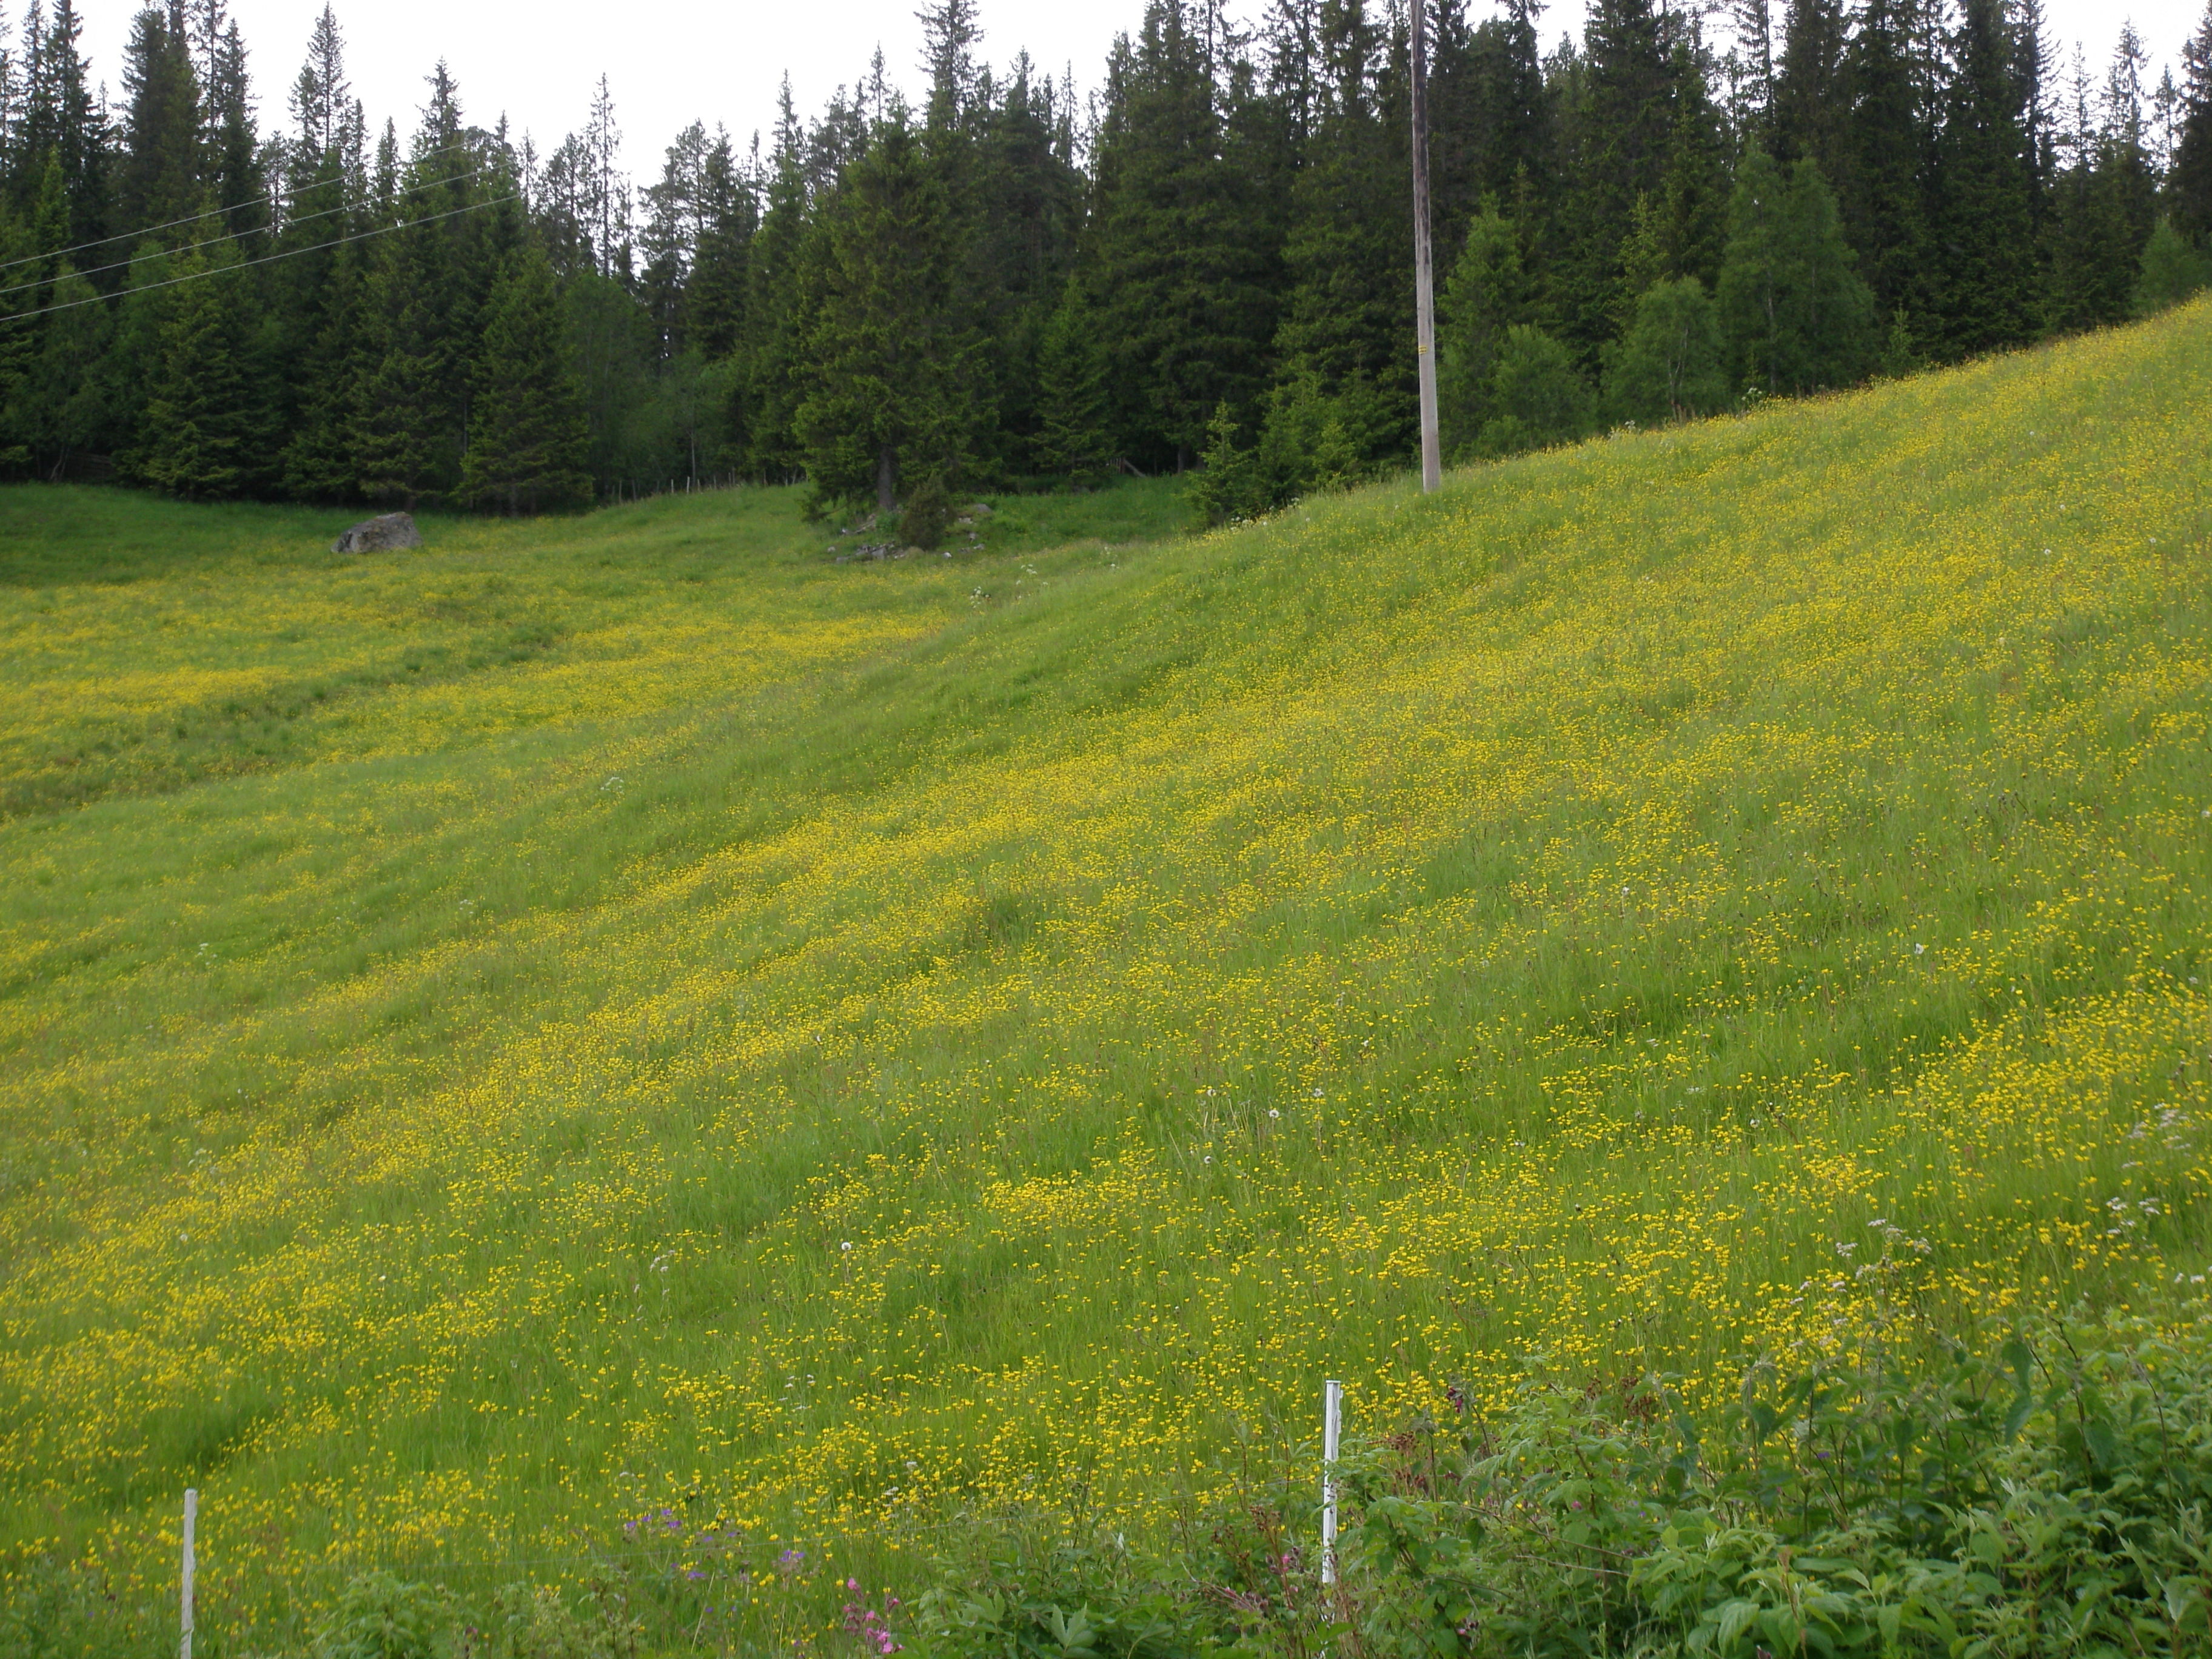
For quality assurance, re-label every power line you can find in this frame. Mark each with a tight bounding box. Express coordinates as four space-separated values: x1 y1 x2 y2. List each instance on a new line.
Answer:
2 193 522 326
0 135 503 278
0 159 511 303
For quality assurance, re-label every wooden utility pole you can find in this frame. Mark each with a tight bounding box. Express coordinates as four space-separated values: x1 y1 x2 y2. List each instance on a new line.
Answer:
1410 0 1443 494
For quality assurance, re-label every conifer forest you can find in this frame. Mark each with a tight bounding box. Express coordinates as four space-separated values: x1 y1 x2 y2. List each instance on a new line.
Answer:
2 0 2208 517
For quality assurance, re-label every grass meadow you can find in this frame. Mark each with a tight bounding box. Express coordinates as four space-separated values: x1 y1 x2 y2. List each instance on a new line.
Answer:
2 302 2210 1654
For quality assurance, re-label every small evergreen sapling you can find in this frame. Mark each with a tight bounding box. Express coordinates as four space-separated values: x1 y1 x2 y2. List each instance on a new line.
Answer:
1186 401 1264 528
1879 307 1921 378
1255 375 1363 504
897 474 955 550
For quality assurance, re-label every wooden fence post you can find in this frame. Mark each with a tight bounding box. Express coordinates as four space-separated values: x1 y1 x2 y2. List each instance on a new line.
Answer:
1321 1380 1342 1586
180 1489 197 1659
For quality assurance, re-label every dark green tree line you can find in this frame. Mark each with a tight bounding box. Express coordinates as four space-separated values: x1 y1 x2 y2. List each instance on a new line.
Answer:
0 0 2200 514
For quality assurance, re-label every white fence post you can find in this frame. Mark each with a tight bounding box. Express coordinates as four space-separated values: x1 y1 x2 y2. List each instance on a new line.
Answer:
1321 1379 1342 1587
180 1489 197 1659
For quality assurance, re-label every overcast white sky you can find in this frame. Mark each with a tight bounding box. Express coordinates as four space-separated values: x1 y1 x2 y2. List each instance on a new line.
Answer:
76 0 2207 178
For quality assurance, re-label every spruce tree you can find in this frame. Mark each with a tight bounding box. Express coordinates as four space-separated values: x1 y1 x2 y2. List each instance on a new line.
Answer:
796 101 983 513
639 122 710 358
1273 0 1415 465
2014 0 2060 221
1840 0 1932 330
282 243 372 501
290 4 350 155
1614 194 1670 329
1253 372 1359 501
1091 0 1279 469
687 131 756 363
1033 279 1115 485
117 4 202 240
1429 0 1553 266
24 268 114 475
564 263 662 495
1185 400 1264 525
1435 206 1530 457
352 235 443 507
136 236 263 498
966 59 1086 478
0 153 67 473
2173 2 2212 245
1929 0 2040 358
919 0 986 132
1653 49 1730 290
18 0 109 249
347 84 508 506
7 155 117 475
2101 25 2157 250
97 245 179 467
267 13 364 495
1553 0 1675 352
1729 0 1775 141
1771 0 1849 176
204 20 264 239
460 247 592 514
2043 86 2136 332
743 83 815 483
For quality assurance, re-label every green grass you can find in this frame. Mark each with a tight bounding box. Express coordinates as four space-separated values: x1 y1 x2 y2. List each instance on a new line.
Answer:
2 307 2209 1655
0 476 1185 821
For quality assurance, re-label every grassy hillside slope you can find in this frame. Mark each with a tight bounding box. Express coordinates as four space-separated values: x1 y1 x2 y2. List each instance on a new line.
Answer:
3 304 2210 1649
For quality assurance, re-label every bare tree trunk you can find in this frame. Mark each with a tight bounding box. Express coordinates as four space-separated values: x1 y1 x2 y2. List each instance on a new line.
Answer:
877 443 897 515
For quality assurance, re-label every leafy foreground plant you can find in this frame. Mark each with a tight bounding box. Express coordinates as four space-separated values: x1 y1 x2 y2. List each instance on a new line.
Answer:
298 1570 642 1659
913 1306 2212 1659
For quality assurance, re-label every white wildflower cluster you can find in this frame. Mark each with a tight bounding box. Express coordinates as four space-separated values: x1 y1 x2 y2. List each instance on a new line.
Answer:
1867 1216 1933 1256
2128 1104 2197 1153
2103 1194 2163 1237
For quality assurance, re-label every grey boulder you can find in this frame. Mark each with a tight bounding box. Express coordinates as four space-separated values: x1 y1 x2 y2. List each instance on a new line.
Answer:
332 512 423 554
